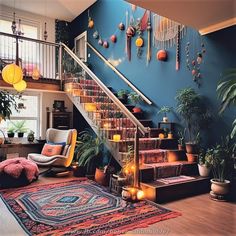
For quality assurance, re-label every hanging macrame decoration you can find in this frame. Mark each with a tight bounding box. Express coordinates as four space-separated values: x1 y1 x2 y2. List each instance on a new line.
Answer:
126 26 135 61
176 25 181 70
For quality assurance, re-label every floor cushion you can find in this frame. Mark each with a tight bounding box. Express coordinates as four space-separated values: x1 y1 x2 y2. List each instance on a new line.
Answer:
0 158 39 188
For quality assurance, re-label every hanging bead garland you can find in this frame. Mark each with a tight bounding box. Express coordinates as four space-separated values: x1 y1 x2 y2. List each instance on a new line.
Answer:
185 31 206 87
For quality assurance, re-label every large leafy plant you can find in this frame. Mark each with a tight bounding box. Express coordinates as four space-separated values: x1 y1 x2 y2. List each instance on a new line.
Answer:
0 91 19 120
75 130 104 169
11 120 28 133
217 68 236 139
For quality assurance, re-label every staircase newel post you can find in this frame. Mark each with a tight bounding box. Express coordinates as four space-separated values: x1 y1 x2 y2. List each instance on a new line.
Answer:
58 43 63 91
134 125 140 188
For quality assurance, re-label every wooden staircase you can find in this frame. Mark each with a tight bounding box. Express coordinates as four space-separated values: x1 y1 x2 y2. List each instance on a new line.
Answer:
65 78 210 202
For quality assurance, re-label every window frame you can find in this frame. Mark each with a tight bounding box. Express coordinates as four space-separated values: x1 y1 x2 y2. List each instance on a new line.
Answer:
74 31 87 62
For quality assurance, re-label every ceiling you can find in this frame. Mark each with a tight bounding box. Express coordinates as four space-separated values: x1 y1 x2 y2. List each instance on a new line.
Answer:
127 0 236 35
0 0 97 21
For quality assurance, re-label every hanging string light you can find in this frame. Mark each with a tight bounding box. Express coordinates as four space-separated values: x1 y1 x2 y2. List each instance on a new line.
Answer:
44 22 48 41
11 12 17 34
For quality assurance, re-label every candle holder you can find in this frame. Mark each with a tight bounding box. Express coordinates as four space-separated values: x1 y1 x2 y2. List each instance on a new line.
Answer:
121 186 144 202
113 134 121 142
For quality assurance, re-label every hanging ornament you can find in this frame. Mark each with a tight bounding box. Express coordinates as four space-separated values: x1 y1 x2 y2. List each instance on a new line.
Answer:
118 22 125 31
44 22 48 41
32 68 40 80
140 10 149 31
135 37 143 47
13 80 27 92
93 31 99 39
126 26 135 61
176 25 180 71
146 12 151 65
2 63 23 85
110 35 117 43
88 18 94 28
156 50 167 61
103 41 109 48
197 53 203 64
98 38 103 46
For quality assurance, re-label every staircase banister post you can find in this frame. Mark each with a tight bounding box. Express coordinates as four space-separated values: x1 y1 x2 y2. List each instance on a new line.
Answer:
58 42 63 90
134 125 140 188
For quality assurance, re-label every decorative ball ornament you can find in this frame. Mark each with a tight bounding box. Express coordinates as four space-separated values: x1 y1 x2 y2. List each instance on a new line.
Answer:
98 38 103 46
135 37 144 47
103 41 109 48
93 31 99 39
118 22 125 31
126 26 135 37
2 64 23 85
13 80 27 92
156 50 167 61
88 18 94 28
32 68 40 80
110 34 117 43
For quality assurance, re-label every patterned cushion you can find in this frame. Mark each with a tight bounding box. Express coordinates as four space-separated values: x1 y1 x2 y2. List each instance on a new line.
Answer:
41 143 63 157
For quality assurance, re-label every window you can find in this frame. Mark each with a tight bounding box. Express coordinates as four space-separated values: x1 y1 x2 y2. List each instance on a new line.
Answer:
74 31 87 62
0 94 40 137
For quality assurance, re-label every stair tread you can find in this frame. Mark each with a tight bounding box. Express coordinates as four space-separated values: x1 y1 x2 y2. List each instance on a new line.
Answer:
141 175 209 188
141 161 196 168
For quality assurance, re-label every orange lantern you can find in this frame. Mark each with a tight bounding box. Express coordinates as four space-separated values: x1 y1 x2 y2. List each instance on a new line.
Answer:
2 63 23 85
13 80 27 92
32 68 40 80
88 18 94 28
156 50 167 61
135 37 143 47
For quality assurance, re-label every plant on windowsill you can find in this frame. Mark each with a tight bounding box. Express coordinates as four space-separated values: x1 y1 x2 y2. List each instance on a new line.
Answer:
11 120 28 138
208 136 234 198
7 127 15 138
157 106 173 122
128 92 142 113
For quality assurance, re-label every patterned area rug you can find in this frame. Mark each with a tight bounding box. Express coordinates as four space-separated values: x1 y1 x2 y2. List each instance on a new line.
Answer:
0 178 181 235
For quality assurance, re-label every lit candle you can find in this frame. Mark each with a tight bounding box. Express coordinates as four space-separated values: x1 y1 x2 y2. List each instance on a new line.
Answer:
113 134 121 142
137 190 145 200
85 103 96 112
103 122 111 129
159 133 165 139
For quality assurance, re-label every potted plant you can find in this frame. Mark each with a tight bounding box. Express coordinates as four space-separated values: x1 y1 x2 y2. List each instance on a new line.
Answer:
209 136 234 198
198 148 212 177
27 130 35 142
74 130 104 177
11 120 28 138
157 106 173 122
128 92 142 113
117 89 128 104
175 88 212 154
7 127 15 138
177 128 186 151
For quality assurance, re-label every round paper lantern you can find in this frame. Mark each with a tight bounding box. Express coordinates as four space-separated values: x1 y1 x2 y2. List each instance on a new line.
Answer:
126 26 135 37
2 64 23 85
32 68 40 80
88 19 94 28
98 38 103 46
13 80 27 92
93 31 99 39
135 37 143 47
103 41 109 48
118 22 125 31
156 50 167 61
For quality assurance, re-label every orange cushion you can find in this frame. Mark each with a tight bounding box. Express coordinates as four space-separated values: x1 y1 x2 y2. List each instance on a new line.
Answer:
41 143 63 157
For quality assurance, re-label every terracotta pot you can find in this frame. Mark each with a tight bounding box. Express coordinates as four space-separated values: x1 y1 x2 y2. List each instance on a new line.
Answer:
178 144 185 151
186 143 199 154
211 179 230 195
186 153 198 162
73 166 86 177
132 107 142 113
167 133 173 139
198 164 211 177
95 168 109 186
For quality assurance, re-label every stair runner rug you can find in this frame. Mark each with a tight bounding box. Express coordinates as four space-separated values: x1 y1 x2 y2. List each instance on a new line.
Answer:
0 178 181 236
156 175 196 184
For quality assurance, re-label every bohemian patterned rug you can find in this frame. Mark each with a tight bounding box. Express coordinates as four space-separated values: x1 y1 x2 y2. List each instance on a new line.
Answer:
0 178 181 236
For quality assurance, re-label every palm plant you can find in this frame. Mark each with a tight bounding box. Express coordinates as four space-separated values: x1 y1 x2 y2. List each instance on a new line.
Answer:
217 68 236 139
158 106 173 117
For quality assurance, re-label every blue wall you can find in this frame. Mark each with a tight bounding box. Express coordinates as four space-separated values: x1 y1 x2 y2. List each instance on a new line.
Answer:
69 0 236 145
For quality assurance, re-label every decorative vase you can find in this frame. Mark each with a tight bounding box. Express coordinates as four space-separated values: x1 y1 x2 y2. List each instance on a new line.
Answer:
186 153 198 162
167 133 173 139
198 164 211 177
27 134 34 142
132 107 142 113
178 144 185 151
210 179 230 195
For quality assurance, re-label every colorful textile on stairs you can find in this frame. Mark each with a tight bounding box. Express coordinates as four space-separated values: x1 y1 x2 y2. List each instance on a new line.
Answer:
0 179 181 236
140 149 167 164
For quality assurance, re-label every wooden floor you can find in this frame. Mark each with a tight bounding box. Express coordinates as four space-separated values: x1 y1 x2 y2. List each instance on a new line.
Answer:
1 174 235 236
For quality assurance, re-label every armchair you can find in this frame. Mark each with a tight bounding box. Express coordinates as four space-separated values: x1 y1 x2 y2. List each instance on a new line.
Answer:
28 128 77 175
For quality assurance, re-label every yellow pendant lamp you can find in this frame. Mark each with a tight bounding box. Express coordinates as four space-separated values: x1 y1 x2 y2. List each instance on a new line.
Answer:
2 64 23 85
13 80 27 92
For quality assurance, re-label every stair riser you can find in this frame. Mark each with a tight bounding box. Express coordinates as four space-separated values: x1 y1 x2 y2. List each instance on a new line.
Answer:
100 119 135 129
79 96 110 103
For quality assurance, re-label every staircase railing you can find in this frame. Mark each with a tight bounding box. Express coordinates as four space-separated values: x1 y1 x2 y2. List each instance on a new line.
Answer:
59 43 150 188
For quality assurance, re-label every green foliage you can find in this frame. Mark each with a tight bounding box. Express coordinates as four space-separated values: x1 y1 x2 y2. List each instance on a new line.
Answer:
0 91 19 120
157 106 173 117
7 126 15 133
75 130 104 168
128 92 142 106
175 88 212 143
217 68 236 139
177 128 186 146
11 120 28 133
117 89 128 98
198 148 213 168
